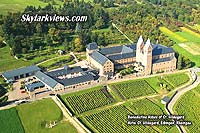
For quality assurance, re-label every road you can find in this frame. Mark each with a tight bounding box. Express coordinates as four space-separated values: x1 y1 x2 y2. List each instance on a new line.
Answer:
166 68 200 133
70 52 79 63
51 96 88 133
112 23 133 43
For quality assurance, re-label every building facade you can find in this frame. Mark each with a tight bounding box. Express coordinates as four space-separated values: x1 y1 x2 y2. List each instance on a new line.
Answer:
86 36 177 76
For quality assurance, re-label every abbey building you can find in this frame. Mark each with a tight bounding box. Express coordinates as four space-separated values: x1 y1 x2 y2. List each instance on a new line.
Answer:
86 36 177 76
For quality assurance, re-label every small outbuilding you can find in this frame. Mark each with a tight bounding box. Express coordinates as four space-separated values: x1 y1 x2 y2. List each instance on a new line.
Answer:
161 96 170 104
2 65 41 82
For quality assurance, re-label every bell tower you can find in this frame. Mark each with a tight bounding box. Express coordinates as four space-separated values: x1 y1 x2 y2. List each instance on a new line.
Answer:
136 35 144 63
143 38 152 75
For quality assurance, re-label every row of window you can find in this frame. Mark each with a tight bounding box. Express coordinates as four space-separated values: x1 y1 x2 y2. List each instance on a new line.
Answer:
153 53 174 59
54 81 92 91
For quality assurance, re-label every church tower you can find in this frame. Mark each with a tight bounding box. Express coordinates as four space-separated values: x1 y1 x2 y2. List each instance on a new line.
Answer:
136 35 144 63
143 38 153 75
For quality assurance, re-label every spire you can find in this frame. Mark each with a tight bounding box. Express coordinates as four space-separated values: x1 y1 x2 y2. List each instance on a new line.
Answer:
144 38 152 50
145 38 151 46
137 35 144 46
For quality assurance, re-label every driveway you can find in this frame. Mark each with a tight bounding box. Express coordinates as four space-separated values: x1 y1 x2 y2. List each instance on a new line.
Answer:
166 68 200 133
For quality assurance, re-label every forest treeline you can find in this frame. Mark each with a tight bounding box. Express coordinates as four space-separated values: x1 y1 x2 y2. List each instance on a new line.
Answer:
0 0 199 60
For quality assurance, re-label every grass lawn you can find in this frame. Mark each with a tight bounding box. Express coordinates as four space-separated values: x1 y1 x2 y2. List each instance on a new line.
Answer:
76 54 86 61
197 72 200 76
176 31 200 43
0 108 24 133
173 44 200 66
16 98 77 133
0 0 63 15
0 46 32 72
92 28 110 33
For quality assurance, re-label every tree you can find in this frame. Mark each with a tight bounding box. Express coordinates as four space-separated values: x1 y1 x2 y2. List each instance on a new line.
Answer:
91 32 98 42
63 39 70 52
177 54 183 70
22 48 27 54
45 35 52 46
74 37 83 52
95 17 106 29
36 23 42 34
75 23 82 33
0 36 5 48
97 33 106 46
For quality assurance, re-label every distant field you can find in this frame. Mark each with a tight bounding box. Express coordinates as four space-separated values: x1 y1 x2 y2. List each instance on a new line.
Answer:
174 85 200 133
178 43 200 55
159 27 187 43
190 24 200 32
17 98 77 133
0 108 24 133
0 0 63 15
0 46 31 72
160 26 200 66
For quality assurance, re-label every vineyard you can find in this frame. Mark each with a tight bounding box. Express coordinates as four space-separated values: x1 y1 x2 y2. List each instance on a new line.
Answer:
62 87 115 114
80 105 155 133
126 99 163 115
81 99 175 133
163 73 190 88
126 99 171 132
174 85 200 133
110 80 156 99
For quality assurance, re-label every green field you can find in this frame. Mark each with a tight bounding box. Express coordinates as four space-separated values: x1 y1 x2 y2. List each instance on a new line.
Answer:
0 44 77 72
174 84 200 133
61 86 115 115
0 108 24 133
0 46 32 72
0 0 63 15
38 55 75 70
160 26 200 66
17 98 77 133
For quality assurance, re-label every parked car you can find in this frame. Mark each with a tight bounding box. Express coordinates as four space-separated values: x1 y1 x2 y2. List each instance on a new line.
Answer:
20 90 26 93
